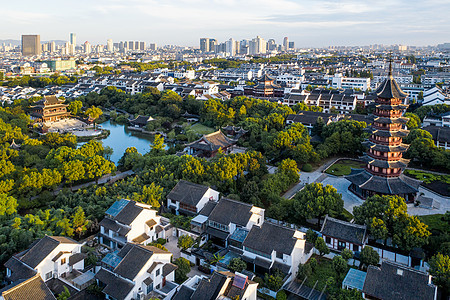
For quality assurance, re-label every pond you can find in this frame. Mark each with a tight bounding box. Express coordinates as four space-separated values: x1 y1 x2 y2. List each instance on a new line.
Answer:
80 120 156 164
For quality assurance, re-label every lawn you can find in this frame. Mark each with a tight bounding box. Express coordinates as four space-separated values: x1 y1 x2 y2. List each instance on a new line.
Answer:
418 214 449 234
404 170 450 197
188 123 215 135
325 159 365 176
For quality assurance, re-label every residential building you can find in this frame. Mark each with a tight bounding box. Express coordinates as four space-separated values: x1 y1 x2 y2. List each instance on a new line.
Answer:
331 74 370 91
200 38 210 52
21 35 40 56
99 199 171 249
423 125 450 150
242 222 311 280
44 59 76 72
166 180 219 216
173 271 258 300
0 274 56 300
362 261 437 300
4 236 84 284
107 39 113 52
422 86 450 106
96 243 178 300
320 215 368 252
206 198 264 247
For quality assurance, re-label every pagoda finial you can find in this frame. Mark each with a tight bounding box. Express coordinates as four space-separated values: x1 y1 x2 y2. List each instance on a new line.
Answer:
388 53 393 77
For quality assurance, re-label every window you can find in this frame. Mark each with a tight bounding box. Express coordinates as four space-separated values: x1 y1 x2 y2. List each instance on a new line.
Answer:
276 251 283 259
325 237 331 244
338 241 346 250
353 244 359 252
45 271 53 280
61 258 66 265
156 268 160 277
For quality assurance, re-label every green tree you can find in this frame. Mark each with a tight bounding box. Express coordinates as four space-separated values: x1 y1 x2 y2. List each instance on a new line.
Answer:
72 206 89 238
276 290 287 300
132 183 163 209
360 246 379 269
57 286 71 300
85 155 114 183
174 257 191 284
293 183 344 227
63 160 85 187
315 237 330 256
68 100 83 116
333 255 348 276
277 158 300 183
152 134 165 153
85 106 103 129
177 235 194 250
265 272 284 291
429 253 450 294
404 112 421 129
228 257 247 273
341 248 354 261
306 229 318 244
0 194 17 216
0 159 15 178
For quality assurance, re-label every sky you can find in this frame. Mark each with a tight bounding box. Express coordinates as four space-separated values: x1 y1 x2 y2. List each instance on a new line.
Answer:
2 0 450 47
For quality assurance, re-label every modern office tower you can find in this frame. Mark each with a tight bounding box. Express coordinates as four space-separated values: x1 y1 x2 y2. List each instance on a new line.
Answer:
267 39 277 51
21 35 41 56
128 41 134 50
283 37 289 51
139 42 145 50
84 41 91 54
50 41 56 53
41 43 48 52
289 41 295 50
200 38 210 52
70 33 76 46
149 43 157 51
134 41 139 50
209 39 217 53
107 39 113 52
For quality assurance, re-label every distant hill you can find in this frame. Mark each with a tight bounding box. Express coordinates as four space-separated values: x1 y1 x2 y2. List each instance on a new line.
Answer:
0 39 68 46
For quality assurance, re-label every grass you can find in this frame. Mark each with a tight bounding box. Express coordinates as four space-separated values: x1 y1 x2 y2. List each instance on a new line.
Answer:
418 214 449 234
188 123 215 135
305 256 337 291
404 170 450 196
325 159 365 176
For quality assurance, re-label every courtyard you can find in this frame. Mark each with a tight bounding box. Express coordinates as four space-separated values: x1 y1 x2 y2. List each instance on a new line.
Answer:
44 118 103 137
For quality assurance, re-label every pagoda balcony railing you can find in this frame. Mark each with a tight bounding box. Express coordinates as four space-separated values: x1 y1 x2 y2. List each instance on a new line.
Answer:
376 98 403 105
369 137 402 146
366 168 402 178
372 123 402 131
374 111 402 118
367 151 403 161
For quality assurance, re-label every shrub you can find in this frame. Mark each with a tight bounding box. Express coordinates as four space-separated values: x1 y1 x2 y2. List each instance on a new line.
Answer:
302 163 313 172
309 257 318 271
297 263 312 280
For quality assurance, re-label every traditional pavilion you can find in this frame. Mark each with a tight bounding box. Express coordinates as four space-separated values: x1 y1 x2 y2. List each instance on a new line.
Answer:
30 95 70 122
250 74 283 98
346 62 419 203
185 130 237 158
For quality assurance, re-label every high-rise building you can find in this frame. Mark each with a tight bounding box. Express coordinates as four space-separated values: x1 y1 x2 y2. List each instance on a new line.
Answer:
70 33 76 46
107 39 113 52
289 41 295 50
128 41 134 50
139 42 145 50
209 39 217 53
50 41 56 53
225 38 236 56
21 35 41 56
249 36 266 55
283 37 289 51
84 41 91 54
200 38 210 52
149 43 157 51
267 39 277 51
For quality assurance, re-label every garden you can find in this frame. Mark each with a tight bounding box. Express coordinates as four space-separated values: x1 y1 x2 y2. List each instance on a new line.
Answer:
325 159 365 176
404 169 450 197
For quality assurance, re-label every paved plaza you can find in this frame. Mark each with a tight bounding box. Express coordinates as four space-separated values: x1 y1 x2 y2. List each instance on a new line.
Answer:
45 118 102 137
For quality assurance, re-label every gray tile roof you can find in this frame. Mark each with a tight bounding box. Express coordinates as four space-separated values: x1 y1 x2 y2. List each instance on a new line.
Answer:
114 201 143 225
321 216 367 245
172 285 195 300
113 245 154 280
20 236 76 269
190 272 228 300
167 180 210 207
4 257 37 282
208 198 253 227
1 275 56 300
363 261 436 300
243 222 297 255
95 268 134 300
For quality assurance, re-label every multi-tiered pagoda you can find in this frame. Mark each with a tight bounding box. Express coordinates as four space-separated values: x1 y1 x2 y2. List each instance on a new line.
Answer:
346 62 419 203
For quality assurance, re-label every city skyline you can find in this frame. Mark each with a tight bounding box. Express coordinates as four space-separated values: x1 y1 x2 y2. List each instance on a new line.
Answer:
1 0 449 47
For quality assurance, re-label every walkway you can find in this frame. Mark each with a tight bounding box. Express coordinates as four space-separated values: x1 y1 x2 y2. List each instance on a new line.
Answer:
282 158 336 199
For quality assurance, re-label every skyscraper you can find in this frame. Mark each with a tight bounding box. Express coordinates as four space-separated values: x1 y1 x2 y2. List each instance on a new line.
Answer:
225 38 236 56
209 39 217 53
289 41 295 49
70 33 76 46
107 39 113 52
200 38 210 52
21 35 40 56
84 41 91 54
283 37 289 51
149 43 157 51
